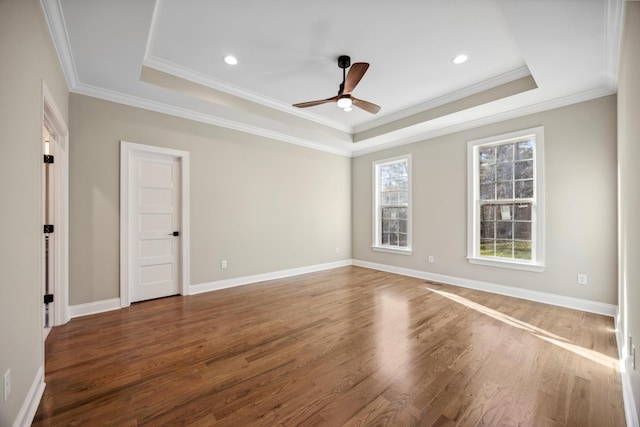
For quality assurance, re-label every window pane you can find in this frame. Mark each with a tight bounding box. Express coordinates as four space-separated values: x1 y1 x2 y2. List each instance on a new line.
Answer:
515 160 533 180
480 239 495 256
498 205 513 220
496 182 513 199
399 220 407 233
480 183 495 200
481 205 495 221
497 144 513 163
398 233 408 247
514 241 532 260
397 207 408 220
389 233 399 246
382 233 389 245
479 147 495 165
382 220 390 233
397 191 408 204
389 220 399 233
481 221 495 238
480 165 495 184
495 240 513 257
496 221 513 239
516 140 533 160
515 180 533 198
496 163 513 182
514 203 531 221
514 222 532 240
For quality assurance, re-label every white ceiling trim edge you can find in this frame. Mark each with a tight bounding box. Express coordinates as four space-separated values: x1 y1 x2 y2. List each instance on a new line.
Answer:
351 85 615 157
142 54 353 134
605 0 624 90
353 65 532 134
71 82 353 158
40 0 79 89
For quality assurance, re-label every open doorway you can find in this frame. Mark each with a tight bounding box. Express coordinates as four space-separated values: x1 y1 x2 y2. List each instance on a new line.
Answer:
42 82 69 340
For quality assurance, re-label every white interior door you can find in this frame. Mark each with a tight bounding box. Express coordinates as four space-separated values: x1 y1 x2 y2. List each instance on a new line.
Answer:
130 152 181 302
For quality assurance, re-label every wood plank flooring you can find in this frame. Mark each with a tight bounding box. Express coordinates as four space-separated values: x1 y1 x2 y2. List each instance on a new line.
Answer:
33 266 625 426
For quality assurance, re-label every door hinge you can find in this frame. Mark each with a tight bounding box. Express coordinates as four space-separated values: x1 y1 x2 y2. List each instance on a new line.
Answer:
43 294 54 304
43 224 54 234
43 155 54 164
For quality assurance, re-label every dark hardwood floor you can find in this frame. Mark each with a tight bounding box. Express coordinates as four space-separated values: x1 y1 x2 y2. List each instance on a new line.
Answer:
33 266 625 426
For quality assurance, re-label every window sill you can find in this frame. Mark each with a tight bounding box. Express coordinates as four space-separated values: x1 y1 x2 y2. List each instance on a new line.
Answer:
372 246 412 256
467 256 544 272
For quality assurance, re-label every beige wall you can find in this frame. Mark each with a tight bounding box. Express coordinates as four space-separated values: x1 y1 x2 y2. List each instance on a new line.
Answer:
69 94 351 305
618 0 640 418
0 0 69 424
353 95 617 305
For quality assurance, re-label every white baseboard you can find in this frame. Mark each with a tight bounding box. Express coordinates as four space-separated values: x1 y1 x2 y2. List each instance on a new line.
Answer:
615 311 640 427
352 259 617 317
190 260 353 295
13 366 45 427
68 298 121 318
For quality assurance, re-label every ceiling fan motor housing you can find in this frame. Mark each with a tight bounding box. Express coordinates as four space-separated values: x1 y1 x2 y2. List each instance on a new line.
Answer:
338 55 351 69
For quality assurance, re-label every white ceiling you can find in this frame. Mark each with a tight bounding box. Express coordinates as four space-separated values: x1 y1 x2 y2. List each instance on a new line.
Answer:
42 0 622 156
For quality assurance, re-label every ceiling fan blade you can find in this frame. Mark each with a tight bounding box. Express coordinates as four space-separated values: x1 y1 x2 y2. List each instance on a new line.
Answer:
343 62 369 94
352 96 381 114
293 96 338 108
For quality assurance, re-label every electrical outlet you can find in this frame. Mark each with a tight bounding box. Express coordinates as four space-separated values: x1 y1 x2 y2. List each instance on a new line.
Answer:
577 274 588 285
221 260 227 269
3 369 10 402
428 256 434 263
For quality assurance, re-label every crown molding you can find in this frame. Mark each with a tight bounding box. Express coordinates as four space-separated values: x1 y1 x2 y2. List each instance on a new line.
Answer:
72 82 353 157
354 64 533 134
604 0 624 91
351 85 615 156
142 56 353 134
40 0 79 90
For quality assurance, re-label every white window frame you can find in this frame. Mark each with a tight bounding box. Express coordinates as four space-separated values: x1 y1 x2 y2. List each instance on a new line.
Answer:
372 154 412 255
467 127 545 272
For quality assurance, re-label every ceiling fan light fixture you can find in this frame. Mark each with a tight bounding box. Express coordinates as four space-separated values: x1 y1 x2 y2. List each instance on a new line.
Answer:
343 106 353 112
337 96 352 109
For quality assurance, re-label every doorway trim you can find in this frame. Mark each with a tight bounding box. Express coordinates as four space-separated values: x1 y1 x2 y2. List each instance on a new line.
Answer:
120 141 191 307
42 80 69 327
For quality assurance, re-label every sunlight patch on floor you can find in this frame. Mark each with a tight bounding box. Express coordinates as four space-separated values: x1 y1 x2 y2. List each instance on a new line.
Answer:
426 287 617 368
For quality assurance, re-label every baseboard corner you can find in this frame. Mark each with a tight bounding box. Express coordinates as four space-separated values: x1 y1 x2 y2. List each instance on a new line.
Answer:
12 366 45 427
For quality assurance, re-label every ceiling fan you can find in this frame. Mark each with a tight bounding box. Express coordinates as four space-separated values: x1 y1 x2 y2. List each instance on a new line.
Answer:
293 55 381 114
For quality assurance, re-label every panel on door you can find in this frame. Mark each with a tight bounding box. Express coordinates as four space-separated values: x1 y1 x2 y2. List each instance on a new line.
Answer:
131 154 180 302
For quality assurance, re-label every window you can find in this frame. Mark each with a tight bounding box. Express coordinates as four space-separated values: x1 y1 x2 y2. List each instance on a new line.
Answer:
467 127 544 271
373 155 411 255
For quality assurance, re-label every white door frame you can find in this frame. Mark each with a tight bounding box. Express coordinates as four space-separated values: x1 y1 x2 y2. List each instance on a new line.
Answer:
42 81 69 327
120 141 191 307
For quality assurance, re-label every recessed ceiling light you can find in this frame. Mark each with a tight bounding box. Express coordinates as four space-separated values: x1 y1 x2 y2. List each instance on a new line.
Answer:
453 54 468 64
223 55 238 65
